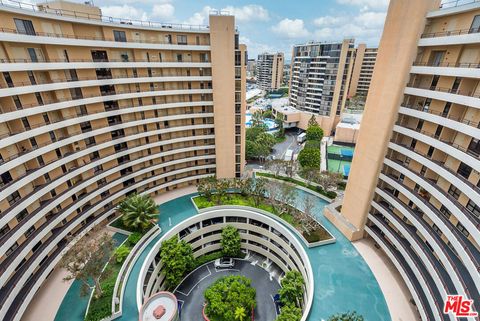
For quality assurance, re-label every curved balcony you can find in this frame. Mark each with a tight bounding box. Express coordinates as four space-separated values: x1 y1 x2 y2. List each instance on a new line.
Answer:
378 173 480 290
0 124 214 225
368 214 450 321
0 75 212 97
0 168 214 315
398 105 480 138
389 142 480 210
0 101 213 167
0 61 211 72
0 114 214 203
419 26 480 46
404 86 480 110
0 144 215 257
0 28 210 51
1 88 213 121
384 157 480 240
371 196 480 311
365 225 435 321
411 62 480 79
0 106 214 148
393 124 480 170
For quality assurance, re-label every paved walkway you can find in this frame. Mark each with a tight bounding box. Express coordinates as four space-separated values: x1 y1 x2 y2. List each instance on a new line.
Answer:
353 238 420 321
21 187 198 321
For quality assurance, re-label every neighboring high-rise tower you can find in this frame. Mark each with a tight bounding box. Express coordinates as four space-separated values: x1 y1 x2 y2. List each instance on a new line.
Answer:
0 1 246 320
327 0 480 320
289 40 355 134
256 52 284 91
349 44 378 98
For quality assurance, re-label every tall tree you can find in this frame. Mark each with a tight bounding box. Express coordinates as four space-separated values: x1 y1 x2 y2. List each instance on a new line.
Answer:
251 177 268 206
160 235 195 289
279 182 296 214
60 226 115 298
221 225 241 257
275 305 302 321
298 148 321 169
118 193 158 231
279 270 305 307
198 176 217 201
306 125 324 141
308 115 319 127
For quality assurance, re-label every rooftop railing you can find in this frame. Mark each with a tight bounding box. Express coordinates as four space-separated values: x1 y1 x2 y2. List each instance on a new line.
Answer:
0 0 210 31
440 0 480 9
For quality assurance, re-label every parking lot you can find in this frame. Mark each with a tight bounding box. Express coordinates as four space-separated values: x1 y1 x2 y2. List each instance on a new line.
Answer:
174 258 281 321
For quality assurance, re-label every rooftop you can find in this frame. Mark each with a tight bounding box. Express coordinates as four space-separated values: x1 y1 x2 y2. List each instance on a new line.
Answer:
140 292 178 321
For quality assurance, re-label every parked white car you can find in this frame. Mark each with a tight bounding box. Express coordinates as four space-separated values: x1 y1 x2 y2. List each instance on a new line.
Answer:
214 258 234 269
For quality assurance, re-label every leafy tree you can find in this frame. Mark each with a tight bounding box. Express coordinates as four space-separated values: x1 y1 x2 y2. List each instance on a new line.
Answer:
279 182 296 214
126 232 143 246
306 125 324 141
198 176 217 201
251 177 268 206
276 305 302 321
245 126 276 160
235 306 247 321
327 311 365 321
214 179 231 205
298 148 320 169
257 132 277 148
304 139 321 150
279 270 305 307
118 193 158 231
246 126 265 141
114 244 131 263
275 114 285 138
251 111 265 128
160 235 195 289
204 275 256 321
60 227 115 298
308 115 318 127
263 110 274 119
221 225 241 257
265 159 287 176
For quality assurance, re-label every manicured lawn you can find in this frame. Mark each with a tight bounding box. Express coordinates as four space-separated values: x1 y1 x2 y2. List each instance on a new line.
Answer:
256 172 337 199
193 194 332 243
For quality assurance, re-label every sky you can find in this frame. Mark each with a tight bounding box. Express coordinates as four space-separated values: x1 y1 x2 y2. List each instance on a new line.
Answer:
91 0 390 61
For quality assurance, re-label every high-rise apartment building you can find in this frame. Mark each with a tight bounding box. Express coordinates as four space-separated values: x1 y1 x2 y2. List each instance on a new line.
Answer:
247 58 256 78
327 0 480 320
289 39 355 134
349 44 378 97
256 52 284 91
0 1 246 320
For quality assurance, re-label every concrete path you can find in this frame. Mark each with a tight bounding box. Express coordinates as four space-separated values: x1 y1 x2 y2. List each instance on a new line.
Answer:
353 238 420 321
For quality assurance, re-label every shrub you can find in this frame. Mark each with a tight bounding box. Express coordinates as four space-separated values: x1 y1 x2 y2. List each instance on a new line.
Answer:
276 305 302 321
114 245 131 263
298 148 320 169
204 275 256 320
221 225 241 257
126 232 142 246
306 125 324 141
160 236 195 289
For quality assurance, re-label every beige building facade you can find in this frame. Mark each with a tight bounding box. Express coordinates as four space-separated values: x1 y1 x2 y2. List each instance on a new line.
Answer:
349 44 378 98
327 1 480 320
0 1 246 320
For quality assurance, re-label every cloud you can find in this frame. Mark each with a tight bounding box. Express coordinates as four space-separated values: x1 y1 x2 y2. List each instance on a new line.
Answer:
184 4 269 26
100 5 149 21
312 9 386 45
223 5 269 22
151 3 175 20
272 18 309 39
336 0 389 10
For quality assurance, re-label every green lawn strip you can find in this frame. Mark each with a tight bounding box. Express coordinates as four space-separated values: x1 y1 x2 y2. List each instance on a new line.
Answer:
85 261 122 321
193 194 331 243
256 172 337 199
85 234 143 321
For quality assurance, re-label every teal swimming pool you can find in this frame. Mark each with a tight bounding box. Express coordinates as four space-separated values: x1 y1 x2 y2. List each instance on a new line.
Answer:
55 190 390 321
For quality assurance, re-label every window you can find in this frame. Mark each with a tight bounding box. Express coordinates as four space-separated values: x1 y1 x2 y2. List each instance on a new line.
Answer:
14 18 35 35
448 185 461 200
8 191 21 206
113 30 127 42
457 162 472 179
440 205 451 219
456 222 469 237
466 200 479 218
177 35 187 45
3 72 13 87
27 48 38 62
470 15 480 33
0 171 13 186
0 224 10 238
468 138 480 157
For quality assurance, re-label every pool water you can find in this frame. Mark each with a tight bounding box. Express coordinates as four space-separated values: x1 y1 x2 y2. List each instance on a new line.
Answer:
55 191 390 321
245 113 279 131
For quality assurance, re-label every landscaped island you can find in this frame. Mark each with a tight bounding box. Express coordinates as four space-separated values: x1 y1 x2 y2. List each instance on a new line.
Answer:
194 177 333 244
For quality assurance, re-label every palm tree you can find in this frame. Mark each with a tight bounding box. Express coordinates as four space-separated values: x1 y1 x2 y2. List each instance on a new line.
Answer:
118 194 158 231
234 306 246 321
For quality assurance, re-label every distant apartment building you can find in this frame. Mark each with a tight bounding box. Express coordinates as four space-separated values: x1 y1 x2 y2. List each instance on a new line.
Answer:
0 1 246 320
327 1 480 320
283 63 291 86
247 58 256 78
289 39 355 134
256 52 284 91
349 44 378 97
